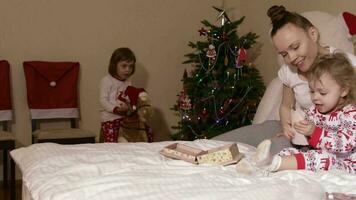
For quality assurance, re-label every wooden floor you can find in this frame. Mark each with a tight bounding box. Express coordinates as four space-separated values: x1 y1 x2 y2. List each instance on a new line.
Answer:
0 181 22 200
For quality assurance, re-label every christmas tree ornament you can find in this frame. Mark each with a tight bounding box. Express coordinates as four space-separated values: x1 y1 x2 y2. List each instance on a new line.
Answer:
224 55 229 66
237 48 247 66
178 91 192 111
198 27 207 36
206 44 217 66
218 106 225 118
206 44 217 59
199 108 209 121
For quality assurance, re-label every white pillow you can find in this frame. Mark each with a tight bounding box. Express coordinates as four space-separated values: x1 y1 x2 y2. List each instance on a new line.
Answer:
302 11 354 54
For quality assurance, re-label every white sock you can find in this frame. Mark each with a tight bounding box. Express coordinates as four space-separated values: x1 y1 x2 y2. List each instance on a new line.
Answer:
236 158 255 175
253 139 272 166
264 155 282 172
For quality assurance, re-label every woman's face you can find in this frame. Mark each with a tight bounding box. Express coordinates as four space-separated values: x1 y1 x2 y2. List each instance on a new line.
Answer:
272 23 319 73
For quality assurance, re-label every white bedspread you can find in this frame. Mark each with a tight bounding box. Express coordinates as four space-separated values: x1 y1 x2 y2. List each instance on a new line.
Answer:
10 140 356 200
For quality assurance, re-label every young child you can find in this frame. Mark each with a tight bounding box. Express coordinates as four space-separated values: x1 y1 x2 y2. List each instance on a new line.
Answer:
99 47 136 142
237 53 356 174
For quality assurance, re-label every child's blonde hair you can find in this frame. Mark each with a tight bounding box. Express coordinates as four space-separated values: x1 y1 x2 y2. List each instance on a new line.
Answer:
307 53 356 106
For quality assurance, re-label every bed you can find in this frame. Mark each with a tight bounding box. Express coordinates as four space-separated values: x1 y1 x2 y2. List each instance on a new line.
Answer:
10 140 356 200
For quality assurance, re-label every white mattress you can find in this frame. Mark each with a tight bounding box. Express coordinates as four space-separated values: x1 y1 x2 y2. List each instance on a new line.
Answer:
10 140 356 200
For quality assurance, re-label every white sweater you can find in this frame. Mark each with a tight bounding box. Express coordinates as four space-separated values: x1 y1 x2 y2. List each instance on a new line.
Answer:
99 74 131 122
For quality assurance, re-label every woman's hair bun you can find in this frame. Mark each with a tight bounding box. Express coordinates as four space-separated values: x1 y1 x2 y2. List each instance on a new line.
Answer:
267 5 288 24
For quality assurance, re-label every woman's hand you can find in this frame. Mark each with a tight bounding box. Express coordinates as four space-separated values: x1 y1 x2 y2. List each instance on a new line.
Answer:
293 120 315 136
279 85 296 140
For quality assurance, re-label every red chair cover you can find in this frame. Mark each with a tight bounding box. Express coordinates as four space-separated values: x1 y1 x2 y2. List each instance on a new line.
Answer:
0 61 11 110
0 60 12 121
23 61 80 119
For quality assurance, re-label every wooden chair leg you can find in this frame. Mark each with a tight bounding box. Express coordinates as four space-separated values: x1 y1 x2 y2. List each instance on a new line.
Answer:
3 149 8 187
10 156 15 200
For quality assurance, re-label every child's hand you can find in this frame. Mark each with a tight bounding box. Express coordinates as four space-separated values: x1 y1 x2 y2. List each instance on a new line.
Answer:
293 120 315 136
117 102 129 111
113 103 129 115
120 103 129 111
282 122 294 140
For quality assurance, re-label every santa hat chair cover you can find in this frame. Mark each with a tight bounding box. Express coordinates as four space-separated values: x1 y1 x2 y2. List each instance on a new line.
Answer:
23 61 96 144
0 60 15 200
23 61 79 119
0 60 13 121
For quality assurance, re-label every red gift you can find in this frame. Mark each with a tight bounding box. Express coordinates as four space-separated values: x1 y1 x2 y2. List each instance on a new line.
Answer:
23 61 80 119
0 60 12 121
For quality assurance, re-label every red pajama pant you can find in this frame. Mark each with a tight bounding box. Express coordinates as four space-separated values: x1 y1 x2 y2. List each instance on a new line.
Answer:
279 148 355 174
101 118 123 143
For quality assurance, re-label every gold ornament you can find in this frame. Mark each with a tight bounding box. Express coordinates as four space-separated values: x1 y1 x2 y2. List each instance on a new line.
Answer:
224 56 228 66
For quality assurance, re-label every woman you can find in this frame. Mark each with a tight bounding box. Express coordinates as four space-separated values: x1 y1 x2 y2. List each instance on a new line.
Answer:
213 5 356 154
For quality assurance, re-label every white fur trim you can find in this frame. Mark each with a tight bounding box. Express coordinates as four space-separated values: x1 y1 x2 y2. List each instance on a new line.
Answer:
0 110 12 121
30 108 79 119
139 92 148 97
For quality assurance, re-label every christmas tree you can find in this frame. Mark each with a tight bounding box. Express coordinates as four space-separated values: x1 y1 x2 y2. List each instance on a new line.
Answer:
171 6 265 141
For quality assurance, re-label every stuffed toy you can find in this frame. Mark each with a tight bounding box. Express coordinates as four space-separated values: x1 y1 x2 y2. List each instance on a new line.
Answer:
117 86 153 143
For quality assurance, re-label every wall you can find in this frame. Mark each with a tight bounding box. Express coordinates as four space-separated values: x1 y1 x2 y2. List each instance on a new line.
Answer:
0 0 219 180
0 0 355 180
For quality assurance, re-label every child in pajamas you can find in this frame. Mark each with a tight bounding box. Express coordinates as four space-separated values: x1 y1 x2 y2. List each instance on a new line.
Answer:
237 53 355 174
99 47 136 142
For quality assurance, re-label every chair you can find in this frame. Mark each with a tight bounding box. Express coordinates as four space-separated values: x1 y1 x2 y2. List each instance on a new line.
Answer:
23 61 96 144
0 60 15 200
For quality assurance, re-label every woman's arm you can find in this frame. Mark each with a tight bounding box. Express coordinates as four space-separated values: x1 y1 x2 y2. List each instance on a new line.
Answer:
279 85 295 140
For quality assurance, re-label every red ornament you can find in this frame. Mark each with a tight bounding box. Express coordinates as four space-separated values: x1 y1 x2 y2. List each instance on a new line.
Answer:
198 27 207 36
218 106 225 118
199 108 209 121
237 48 247 66
178 91 192 111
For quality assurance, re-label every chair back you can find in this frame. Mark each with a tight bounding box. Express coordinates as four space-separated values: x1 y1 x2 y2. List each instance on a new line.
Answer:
23 61 80 119
0 60 13 125
23 61 96 144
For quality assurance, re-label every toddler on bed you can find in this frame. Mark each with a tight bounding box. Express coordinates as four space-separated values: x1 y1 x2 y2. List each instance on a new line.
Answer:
237 53 356 174
99 47 136 142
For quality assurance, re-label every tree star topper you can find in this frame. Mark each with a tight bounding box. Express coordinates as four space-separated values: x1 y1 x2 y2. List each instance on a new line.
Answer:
213 6 231 26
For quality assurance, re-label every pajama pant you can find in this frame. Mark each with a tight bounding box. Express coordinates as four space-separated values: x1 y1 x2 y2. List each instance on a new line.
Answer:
101 118 123 143
279 148 355 174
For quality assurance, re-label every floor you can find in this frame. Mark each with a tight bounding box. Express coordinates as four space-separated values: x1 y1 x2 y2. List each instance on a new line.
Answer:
0 181 22 200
